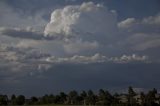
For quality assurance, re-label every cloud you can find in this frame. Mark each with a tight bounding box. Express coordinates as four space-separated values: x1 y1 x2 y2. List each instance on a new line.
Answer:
46 53 149 64
63 39 99 54
118 18 137 29
109 54 148 63
0 1 159 64
0 27 53 40
125 33 160 51
0 43 150 84
0 43 150 66
0 44 51 73
0 1 47 29
117 14 160 52
0 2 118 55
142 14 160 25
44 2 117 41
46 53 106 64
118 14 160 33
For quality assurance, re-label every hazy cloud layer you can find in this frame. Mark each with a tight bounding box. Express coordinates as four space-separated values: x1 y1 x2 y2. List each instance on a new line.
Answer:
0 43 151 94
0 43 150 84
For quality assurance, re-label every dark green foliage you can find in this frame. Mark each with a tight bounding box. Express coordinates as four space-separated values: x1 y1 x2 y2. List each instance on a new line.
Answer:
1 87 160 106
127 86 137 106
30 96 38 104
0 95 8 105
86 90 96 105
11 94 16 105
68 90 79 104
59 92 67 104
97 89 113 105
15 95 25 105
80 90 87 105
145 88 158 106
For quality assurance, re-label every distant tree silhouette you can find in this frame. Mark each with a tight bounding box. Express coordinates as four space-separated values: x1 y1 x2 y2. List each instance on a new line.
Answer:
128 86 136 106
0 95 8 105
59 92 67 104
30 96 38 104
68 90 79 104
86 90 96 105
1 87 160 106
146 88 158 106
16 95 25 105
80 90 87 105
140 92 146 106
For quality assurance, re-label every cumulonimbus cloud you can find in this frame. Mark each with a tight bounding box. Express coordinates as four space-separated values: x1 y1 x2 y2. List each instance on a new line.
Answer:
44 2 117 41
0 1 159 60
0 2 117 42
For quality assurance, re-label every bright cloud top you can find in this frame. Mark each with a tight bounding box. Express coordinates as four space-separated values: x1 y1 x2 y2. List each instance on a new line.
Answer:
44 2 117 40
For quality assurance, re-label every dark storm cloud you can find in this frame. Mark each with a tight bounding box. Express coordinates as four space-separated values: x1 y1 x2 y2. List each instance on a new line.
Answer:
1 62 160 96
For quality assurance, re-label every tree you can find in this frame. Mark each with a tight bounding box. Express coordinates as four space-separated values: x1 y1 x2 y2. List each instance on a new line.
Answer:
128 86 136 106
104 90 113 105
40 94 50 104
30 96 38 104
0 95 8 105
16 95 25 105
59 92 67 104
54 95 61 104
11 94 17 105
48 94 55 104
146 88 158 106
68 90 79 104
140 92 146 106
80 91 87 105
86 90 96 105
112 93 120 105
97 89 113 105
97 89 106 105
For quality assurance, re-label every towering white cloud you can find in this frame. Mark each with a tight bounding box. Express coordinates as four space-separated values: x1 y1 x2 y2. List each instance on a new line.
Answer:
44 2 117 41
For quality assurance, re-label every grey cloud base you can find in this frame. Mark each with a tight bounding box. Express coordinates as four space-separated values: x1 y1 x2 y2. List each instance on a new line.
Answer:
0 27 55 40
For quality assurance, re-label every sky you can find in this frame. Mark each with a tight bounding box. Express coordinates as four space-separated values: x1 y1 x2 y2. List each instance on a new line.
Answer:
0 0 160 96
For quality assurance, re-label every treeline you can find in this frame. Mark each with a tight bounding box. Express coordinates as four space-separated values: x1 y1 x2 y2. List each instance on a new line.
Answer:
0 87 160 106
